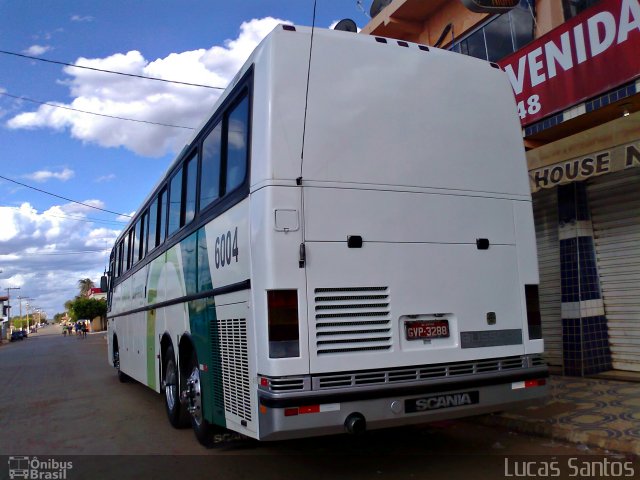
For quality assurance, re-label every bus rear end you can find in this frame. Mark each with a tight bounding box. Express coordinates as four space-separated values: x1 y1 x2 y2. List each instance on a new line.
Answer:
253 27 547 440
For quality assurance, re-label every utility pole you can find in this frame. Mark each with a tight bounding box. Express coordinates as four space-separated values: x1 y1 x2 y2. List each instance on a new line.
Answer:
17 296 34 332
6 287 20 330
23 298 34 333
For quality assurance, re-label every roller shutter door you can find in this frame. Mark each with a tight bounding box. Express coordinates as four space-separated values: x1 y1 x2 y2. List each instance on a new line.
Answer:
588 169 640 372
532 188 562 367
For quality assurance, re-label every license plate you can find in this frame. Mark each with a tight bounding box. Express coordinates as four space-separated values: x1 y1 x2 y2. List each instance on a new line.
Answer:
405 320 450 340
405 391 479 413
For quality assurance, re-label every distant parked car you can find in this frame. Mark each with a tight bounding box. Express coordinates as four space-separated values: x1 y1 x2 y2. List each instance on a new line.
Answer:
10 331 24 342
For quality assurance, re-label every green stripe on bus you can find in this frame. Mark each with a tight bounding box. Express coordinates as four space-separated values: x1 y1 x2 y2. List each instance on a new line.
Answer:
183 228 226 428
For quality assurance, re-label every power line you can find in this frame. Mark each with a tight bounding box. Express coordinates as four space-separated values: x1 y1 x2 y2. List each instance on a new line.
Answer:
44 215 125 225
41 212 127 226
0 91 196 130
0 49 226 90
0 174 132 217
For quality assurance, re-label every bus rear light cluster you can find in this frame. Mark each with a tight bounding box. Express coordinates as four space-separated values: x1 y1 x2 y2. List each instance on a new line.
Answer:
511 378 546 390
285 406 319 416
284 404 340 416
267 290 300 358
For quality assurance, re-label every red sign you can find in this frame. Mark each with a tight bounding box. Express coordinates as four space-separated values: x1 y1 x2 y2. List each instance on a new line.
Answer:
498 0 640 126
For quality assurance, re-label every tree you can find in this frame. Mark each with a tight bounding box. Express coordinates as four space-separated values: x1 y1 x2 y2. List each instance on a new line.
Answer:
78 278 95 297
71 297 107 325
64 299 76 321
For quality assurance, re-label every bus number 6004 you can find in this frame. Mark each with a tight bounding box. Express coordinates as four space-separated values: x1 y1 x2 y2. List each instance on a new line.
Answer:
215 227 239 268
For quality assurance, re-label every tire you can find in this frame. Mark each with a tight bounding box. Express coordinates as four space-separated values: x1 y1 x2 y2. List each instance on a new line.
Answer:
163 346 190 428
113 338 129 383
185 350 217 447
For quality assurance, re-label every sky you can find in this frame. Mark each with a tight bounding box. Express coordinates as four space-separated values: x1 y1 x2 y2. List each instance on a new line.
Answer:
0 0 370 318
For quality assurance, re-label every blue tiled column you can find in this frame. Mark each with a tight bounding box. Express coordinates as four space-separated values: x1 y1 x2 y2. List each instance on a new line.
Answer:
558 183 612 376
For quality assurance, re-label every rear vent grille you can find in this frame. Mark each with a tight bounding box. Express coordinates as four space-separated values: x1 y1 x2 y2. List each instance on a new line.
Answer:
314 287 391 355
259 355 545 394
530 354 546 367
267 377 306 392
218 318 251 422
315 356 531 389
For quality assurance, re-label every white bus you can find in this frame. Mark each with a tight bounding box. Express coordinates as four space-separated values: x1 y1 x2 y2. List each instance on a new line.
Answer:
105 24 548 446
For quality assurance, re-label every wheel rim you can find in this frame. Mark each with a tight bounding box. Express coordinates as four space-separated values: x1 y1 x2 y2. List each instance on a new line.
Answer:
186 366 203 426
114 349 120 370
165 358 178 411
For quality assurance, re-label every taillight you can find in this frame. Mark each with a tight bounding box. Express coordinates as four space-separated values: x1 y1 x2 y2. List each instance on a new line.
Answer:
267 290 300 358
525 285 542 340
512 378 546 390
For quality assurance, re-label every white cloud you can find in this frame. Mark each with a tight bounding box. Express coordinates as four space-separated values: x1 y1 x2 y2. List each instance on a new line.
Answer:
0 202 121 316
71 15 94 22
95 173 116 183
7 17 289 158
23 45 52 56
24 168 75 182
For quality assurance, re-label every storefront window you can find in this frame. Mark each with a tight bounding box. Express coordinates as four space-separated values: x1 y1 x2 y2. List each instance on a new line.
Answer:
452 0 535 61
562 0 601 20
485 13 514 62
459 29 487 59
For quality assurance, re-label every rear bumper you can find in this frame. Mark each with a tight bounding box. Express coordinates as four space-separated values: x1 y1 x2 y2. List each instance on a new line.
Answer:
257 365 548 440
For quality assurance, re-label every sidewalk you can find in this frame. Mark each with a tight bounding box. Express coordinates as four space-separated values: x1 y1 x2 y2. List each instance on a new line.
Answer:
476 375 640 455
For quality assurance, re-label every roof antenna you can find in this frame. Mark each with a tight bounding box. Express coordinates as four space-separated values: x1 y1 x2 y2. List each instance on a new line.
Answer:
300 0 317 173
298 0 317 250
356 0 370 18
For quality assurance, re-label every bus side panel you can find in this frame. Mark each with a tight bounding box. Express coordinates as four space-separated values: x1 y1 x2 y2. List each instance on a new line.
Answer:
213 293 257 438
181 229 227 428
513 200 545 354
248 186 310 377
194 200 252 429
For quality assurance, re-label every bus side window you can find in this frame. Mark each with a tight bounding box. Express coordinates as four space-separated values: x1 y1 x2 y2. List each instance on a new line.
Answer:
138 211 147 261
168 170 182 237
147 197 158 253
128 229 135 270
116 241 123 277
225 95 249 194
200 122 222 210
184 153 197 226
132 218 140 265
158 188 168 245
122 233 130 273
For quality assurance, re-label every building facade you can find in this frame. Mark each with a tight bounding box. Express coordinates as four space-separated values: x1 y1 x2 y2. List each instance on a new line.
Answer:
363 0 640 375
0 295 8 340
87 287 107 332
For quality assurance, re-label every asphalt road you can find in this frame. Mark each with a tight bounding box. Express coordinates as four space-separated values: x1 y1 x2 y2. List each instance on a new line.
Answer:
0 325 631 480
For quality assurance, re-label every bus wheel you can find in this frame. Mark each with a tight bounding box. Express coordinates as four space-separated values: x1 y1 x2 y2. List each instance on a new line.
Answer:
113 338 128 383
163 346 189 428
185 351 215 447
